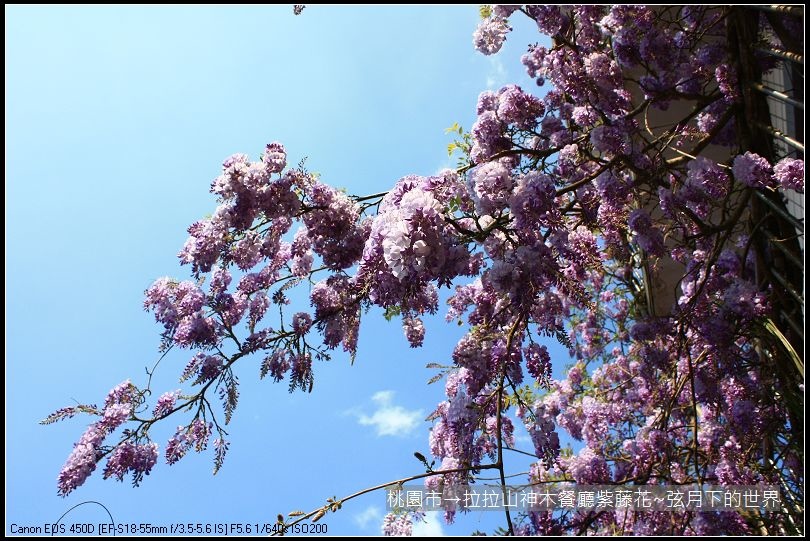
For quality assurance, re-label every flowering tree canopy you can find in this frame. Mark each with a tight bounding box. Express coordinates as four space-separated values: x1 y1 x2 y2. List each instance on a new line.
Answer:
46 5 803 536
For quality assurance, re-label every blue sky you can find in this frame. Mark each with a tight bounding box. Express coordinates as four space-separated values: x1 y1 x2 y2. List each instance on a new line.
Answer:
6 6 556 535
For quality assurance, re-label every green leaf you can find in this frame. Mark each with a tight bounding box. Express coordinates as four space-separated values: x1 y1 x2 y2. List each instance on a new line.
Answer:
479 5 492 19
383 305 401 321
427 373 444 385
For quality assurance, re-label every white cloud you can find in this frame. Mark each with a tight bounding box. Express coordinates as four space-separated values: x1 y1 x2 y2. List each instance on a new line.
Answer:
486 55 507 89
512 421 533 445
355 391 422 437
412 511 445 537
372 390 395 404
353 505 383 530
434 160 453 176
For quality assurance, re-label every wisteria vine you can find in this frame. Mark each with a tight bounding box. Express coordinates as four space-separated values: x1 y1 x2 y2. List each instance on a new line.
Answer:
46 5 804 536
